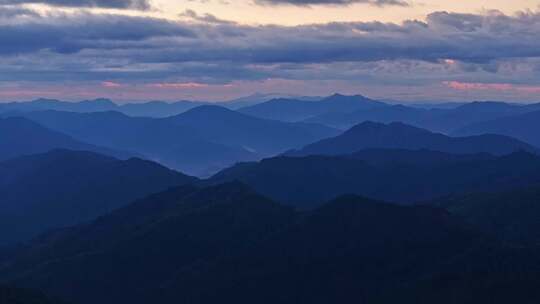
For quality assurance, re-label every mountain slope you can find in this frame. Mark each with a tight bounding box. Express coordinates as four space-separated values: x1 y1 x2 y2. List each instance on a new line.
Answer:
305 104 432 130
287 121 538 157
0 183 296 304
119 100 207 117
0 117 129 161
434 184 540 246
166 105 339 155
305 101 540 133
453 110 540 147
209 150 540 207
3 110 256 176
238 93 386 122
0 285 66 304
0 149 196 245
0 98 207 118
1 183 513 304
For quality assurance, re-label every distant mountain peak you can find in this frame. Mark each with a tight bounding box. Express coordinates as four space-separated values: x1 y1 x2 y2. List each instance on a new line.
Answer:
289 121 537 157
172 104 242 119
82 98 116 105
345 121 429 135
324 93 368 101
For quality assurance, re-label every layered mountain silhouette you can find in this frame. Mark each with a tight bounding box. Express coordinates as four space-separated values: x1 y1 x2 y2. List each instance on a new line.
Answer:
0 95 320 118
239 93 386 122
0 149 196 245
0 98 207 118
210 150 540 207
305 104 431 129
0 285 64 304
0 98 118 113
4 107 336 176
305 100 540 132
0 117 130 161
287 121 538 157
224 93 322 109
2 110 257 176
3 95 540 304
3 182 525 304
166 105 339 155
454 109 540 147
434 184 540 246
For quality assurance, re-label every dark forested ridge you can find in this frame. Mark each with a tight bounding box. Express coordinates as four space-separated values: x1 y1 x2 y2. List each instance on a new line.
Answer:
2 182 540 304
287 121 538 157
433 185 540 246
0 150 197 245
238 93 386 122
210 150 540 207
0 285 66 304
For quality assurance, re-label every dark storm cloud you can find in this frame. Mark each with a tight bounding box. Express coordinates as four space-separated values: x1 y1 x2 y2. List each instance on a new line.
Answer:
0 13 196 54
0 9 539 84
0 0 150 9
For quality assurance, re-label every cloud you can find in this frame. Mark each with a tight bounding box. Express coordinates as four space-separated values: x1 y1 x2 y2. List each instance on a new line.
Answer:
0 0 150 10
101 81 122 88
255 0 408 7
443 81 540 93
179 9 236 25
0 5 38 17
0 8 540 101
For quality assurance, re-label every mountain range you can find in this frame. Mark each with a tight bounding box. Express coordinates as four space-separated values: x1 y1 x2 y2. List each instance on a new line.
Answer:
454 109 540 148
238 93 386 122
287 121 538 157
0 149 196 245
210 150 540 207
0 285 64 304
2 182 540 304
166 105 338 155
0 117 130 161
434 184 540 246
240 96 540 133
2 107 336 176
0 94 320 118
2 93 540 304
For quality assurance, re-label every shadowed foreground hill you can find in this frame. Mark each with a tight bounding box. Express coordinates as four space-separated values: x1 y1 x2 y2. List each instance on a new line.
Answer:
287 121 538 157
433 185 540 246
0 285 65 304
5 183 538 304
0 150 196 245
0 117 129 161
210 150 540 208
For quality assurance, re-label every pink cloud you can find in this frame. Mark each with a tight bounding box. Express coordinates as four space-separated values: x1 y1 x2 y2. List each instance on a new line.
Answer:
443 81 514 91
102 81 122 88
443 81 540 94
147 82 210 89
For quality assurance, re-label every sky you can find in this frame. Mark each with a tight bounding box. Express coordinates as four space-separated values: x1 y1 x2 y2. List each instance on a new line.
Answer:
0 0 539 103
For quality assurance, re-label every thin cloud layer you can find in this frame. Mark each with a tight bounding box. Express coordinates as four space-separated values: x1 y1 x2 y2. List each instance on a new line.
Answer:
0 0 150 9
256 0 408 7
